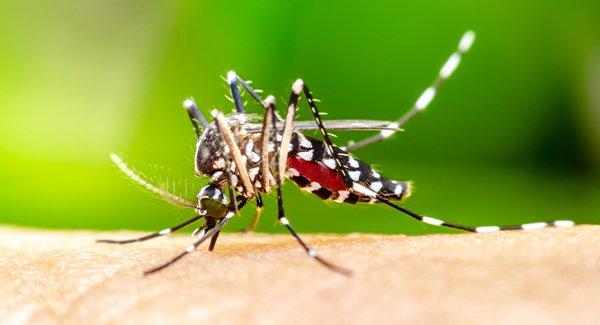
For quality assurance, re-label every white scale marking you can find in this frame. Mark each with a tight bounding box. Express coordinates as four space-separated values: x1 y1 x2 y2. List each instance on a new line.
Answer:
521 222 548 231
475 226 501 233
415 87 436 111
280 217 290 226
298 150 314 161
307 249 317 257
158 228 171 235
459 31 476 53
372 170 381 179
370 181 383 192
299 136 312 149
422 216 444 226
248 167 259 180
440 53 461 79
353 183 377 198
227 70 237 83
322 159 336 169
185 244 196 253
348 158 359 168
335 191 349 203
245 140 254 156
380 122 399 139
292 79 304 94
349 171 361 182
394 183 403 196
212 171 223 181
307 182 321 192
553 220 574 228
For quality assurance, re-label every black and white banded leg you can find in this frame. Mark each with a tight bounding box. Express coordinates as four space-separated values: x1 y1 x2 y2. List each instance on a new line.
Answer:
286 78 356 190
379 198 574 233
284 78 576 235
346 31 476 152
144 126 246 275
144 202 244 275
267 95 352 276
97 215 204 244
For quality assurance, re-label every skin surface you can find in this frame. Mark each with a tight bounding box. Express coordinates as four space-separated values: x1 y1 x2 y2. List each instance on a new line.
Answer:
1 225 599 324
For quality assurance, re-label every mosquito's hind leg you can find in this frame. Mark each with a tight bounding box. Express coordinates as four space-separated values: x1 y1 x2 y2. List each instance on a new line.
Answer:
266 95 352 276
346 31 476 152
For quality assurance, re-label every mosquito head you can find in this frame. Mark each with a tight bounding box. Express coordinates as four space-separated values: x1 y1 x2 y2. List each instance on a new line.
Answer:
196 184 229 218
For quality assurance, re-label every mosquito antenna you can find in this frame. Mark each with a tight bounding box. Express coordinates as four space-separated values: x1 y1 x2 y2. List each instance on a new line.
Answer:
183 98 208 136
110 153 201 210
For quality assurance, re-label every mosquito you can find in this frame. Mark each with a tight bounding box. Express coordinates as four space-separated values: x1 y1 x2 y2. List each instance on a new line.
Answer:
99 31 574 276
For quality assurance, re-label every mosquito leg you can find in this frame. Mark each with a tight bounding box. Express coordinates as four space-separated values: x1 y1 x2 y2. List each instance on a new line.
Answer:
243 195 264 233
346 31 476 152
286 79 355 188
212 109 255 197
268 97 352 276
143 202 244 275
97 215 204 244
378 197 575 233
204 218 220 252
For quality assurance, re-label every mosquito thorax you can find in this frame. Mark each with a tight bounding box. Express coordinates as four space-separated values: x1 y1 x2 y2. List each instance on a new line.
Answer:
194 113 249 180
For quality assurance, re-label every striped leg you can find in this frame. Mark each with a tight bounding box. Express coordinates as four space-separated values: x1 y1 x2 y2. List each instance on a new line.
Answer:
346 31 476 152
144 203 244 275
286 79 355 188
97 215 204 244
268 96 352 276
380 198 574 233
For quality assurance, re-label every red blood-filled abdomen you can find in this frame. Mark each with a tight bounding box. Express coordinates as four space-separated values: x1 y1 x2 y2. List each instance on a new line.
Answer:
286 156 347 191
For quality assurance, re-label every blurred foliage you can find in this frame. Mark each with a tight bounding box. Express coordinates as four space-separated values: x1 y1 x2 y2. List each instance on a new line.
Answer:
0 0 599 235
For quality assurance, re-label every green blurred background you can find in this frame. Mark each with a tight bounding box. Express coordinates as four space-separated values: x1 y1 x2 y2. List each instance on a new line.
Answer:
1 0 599 235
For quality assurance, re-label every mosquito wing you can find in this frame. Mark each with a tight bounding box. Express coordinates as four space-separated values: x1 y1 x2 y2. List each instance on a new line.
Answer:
245 120 402 133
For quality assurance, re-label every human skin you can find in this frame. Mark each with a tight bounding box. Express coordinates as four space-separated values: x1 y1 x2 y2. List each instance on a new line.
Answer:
1 226 599 324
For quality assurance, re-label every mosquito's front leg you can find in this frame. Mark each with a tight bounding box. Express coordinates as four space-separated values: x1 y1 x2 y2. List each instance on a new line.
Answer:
266 93 352 276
